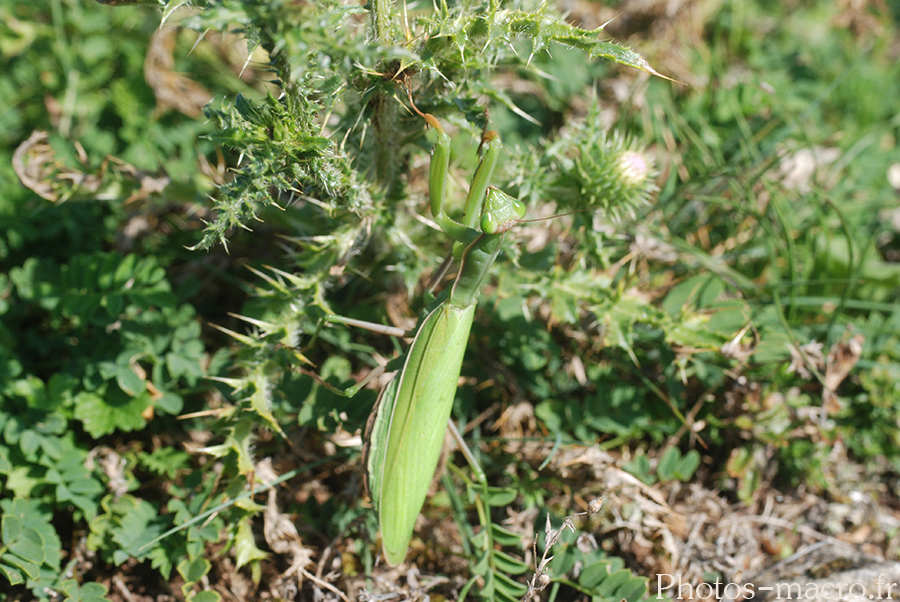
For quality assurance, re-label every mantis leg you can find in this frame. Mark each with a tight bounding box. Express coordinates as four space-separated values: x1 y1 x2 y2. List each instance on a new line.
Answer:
452 130 502 257
447 420 487 486
324 314 411 338
301 362 389 399
301 314 413 398
423 114 502 249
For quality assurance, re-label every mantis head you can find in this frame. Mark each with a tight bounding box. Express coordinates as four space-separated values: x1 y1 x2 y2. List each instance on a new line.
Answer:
480 187 526 235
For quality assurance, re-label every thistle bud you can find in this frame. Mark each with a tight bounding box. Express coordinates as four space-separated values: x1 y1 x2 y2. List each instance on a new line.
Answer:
569 132 656 215
522 104 658 216
616 150 653 188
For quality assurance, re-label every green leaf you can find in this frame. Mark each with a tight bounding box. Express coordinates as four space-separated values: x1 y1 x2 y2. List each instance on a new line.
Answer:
202 418 256 476
7 375 50 411
56 579 111 602
3 466 42 499
45 373 77 411
489 523 525 548
234 518 267 570
622 454 654 485
0 499 62 587
589 42 673 80
7 529 45 569
0 446 11 473
43 453 104 518
662 274 725 316
73 389 148 437
579 560 611 588
166 350 201 381
115 365 145 397
19 429 39 457
485 486 518 507
491 549 529 575
154 391 184 415
140 447 190 479
178 557 212 584
110 497 166 563
737 466 761 503
675 450 701 481
2 555 40 580
39 433 65 460
614 576 649 602
656 447 680 482
103 292 125 316
493 569 529 598
113 253 139 288
470 527 488 549
597 569 633 598
0 562 24 585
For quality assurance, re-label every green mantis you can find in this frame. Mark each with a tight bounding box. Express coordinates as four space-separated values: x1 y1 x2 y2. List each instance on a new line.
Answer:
328 112 524 565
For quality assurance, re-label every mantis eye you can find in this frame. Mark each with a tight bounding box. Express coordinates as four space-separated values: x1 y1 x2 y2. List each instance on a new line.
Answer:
481 187 525 234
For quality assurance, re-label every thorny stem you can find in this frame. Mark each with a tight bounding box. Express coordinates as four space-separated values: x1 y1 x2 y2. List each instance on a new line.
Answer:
370 0 394 45
370 0 403 197
371 96 403 199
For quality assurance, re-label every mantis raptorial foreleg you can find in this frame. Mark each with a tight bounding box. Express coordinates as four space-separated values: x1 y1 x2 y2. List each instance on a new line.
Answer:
319 109 524 565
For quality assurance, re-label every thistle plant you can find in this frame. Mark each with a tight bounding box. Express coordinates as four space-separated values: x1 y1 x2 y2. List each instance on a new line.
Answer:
184 0 661 425
165 0 665 594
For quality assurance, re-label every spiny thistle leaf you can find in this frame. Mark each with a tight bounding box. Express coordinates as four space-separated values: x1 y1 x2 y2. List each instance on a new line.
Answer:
195 93 370 249
590 41 677 81
420 4 670 79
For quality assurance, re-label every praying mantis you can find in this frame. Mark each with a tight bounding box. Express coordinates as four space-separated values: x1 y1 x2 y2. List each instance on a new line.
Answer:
323 110 525 565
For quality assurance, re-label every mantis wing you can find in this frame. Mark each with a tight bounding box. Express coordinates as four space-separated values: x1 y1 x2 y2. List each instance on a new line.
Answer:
364 300 477 565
